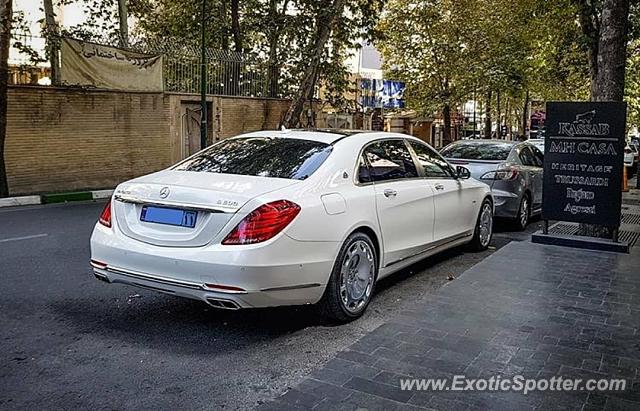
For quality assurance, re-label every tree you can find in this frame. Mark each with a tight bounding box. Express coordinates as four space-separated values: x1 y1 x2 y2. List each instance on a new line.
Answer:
573 0 631 238
378 0 479 145
118 0 128 47
0 0 10 198
575 0 631 101
281 0 346 127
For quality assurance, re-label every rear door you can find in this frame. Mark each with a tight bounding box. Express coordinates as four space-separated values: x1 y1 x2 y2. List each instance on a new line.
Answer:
519 145 543 211
409 141 477 241
361 139 435 267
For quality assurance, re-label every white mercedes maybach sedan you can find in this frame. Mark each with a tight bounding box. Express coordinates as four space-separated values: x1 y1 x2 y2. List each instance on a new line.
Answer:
90 130 493 322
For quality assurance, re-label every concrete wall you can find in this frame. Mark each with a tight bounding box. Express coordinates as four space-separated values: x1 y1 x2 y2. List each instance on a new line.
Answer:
5 86 294 195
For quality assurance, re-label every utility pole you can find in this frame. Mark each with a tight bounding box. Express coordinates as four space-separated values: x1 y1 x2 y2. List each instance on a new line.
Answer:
118 0 128 47
200 0 208 150
42 0 59 85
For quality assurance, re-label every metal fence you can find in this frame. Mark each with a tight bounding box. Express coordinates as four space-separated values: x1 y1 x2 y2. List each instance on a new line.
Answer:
9 31 282 98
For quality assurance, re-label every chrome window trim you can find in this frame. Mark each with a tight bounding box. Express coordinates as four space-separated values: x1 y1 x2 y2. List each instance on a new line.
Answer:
353 137 422 186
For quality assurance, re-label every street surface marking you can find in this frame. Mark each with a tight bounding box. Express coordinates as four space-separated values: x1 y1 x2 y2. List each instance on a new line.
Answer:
0 234 49 243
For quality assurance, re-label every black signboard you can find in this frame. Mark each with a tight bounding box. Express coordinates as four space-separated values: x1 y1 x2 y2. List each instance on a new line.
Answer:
542 102 626 227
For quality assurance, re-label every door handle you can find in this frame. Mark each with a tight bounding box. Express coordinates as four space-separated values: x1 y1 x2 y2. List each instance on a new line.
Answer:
383 189 397 198
434 183 445 191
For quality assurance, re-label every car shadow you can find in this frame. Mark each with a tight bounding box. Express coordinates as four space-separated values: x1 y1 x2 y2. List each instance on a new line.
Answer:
51 293 325 355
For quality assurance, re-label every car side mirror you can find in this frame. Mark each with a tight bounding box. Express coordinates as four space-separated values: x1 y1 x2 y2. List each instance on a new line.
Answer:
456 166 471 179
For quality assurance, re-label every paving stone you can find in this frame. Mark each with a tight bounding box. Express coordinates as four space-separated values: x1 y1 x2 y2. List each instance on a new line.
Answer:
343 376 414 403
297 379 353 401
312 390 404 411
264 239 640 410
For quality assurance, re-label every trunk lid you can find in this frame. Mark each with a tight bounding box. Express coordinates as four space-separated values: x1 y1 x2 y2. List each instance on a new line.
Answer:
446 158 503 181
113 170 299 247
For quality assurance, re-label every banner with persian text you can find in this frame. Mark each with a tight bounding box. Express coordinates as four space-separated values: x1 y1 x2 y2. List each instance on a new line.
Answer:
60 38 163 92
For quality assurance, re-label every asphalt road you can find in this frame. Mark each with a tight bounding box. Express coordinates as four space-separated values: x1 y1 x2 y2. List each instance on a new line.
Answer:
0 201 542 410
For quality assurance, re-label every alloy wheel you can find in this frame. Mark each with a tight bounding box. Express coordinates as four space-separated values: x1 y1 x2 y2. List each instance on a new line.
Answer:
479 203 493 247
520 197 529 228
339 240 375 314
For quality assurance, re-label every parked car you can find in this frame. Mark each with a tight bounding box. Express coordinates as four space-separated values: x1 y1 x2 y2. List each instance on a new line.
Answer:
625 143 638 178
440 140 543 230
527 138 545 153
91 130 493 322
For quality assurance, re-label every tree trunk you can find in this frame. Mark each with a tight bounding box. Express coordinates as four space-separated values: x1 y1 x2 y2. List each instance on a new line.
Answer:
0 0 11 198
576 0 600 98
43 0 60 85
577 0 630 239
281 0 346 128
231 0 242 52
483 90 492 139
592 0 629 101
522 89 529 140
220 0 229 51
442 104 452 146
118 0 128 47
266 0 289 98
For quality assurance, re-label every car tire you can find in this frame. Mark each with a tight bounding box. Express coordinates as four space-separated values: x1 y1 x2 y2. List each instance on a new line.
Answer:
468 198 493 251
318 232 378 323
512 194 530 231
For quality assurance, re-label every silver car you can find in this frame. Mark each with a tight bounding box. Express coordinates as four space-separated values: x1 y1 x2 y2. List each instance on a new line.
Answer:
441 140 544 230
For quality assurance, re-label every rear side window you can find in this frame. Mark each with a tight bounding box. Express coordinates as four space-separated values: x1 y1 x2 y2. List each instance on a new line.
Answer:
360 140 418 182
409 141 453 178
518 146 537 166
441 143 512 161
531 146 544 167
173 137 332 180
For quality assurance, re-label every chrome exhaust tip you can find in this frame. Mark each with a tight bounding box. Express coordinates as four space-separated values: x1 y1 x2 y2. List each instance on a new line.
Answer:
94 272 111 283
206 297 240 310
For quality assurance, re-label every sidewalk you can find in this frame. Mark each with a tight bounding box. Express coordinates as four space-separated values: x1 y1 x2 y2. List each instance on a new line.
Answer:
263 190 640 410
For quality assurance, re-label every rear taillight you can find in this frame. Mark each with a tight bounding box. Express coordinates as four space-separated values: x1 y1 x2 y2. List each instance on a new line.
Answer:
222 200 301 245
98 200 112 228
625 148 632 154
481 167 519 181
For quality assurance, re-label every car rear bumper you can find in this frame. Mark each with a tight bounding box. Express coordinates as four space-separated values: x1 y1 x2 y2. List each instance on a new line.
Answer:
90 223 337 308
490 188 521 218
91 264 325 309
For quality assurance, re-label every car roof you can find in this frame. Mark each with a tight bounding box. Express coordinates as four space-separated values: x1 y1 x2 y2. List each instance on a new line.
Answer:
447 139 517 146
237 129 406 145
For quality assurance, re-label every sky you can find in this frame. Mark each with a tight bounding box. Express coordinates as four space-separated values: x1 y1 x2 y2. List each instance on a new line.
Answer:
10 0 85 64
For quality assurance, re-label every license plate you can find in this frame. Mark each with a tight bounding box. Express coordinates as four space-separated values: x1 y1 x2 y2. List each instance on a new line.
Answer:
140 206 197 228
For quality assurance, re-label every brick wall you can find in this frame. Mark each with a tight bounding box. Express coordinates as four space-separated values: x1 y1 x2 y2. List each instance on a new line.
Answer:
5 86 296 195
6 86 173 195
214 96 290 139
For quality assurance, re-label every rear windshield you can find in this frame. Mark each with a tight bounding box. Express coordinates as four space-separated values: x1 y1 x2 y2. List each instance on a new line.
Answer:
441 143 512 161
173 137 332 180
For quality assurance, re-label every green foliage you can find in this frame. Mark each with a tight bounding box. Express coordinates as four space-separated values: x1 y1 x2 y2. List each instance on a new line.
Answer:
377 0 476 115
626 39 640 131
377 0 639 128
55 0 382 107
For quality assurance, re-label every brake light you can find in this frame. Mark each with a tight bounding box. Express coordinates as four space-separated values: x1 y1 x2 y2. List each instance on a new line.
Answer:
481 167 519 181
625 148 632 154
222 200 301 245
98 200 112 228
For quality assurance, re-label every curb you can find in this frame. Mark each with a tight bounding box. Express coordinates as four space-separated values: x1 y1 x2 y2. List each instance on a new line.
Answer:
0 190 113 208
